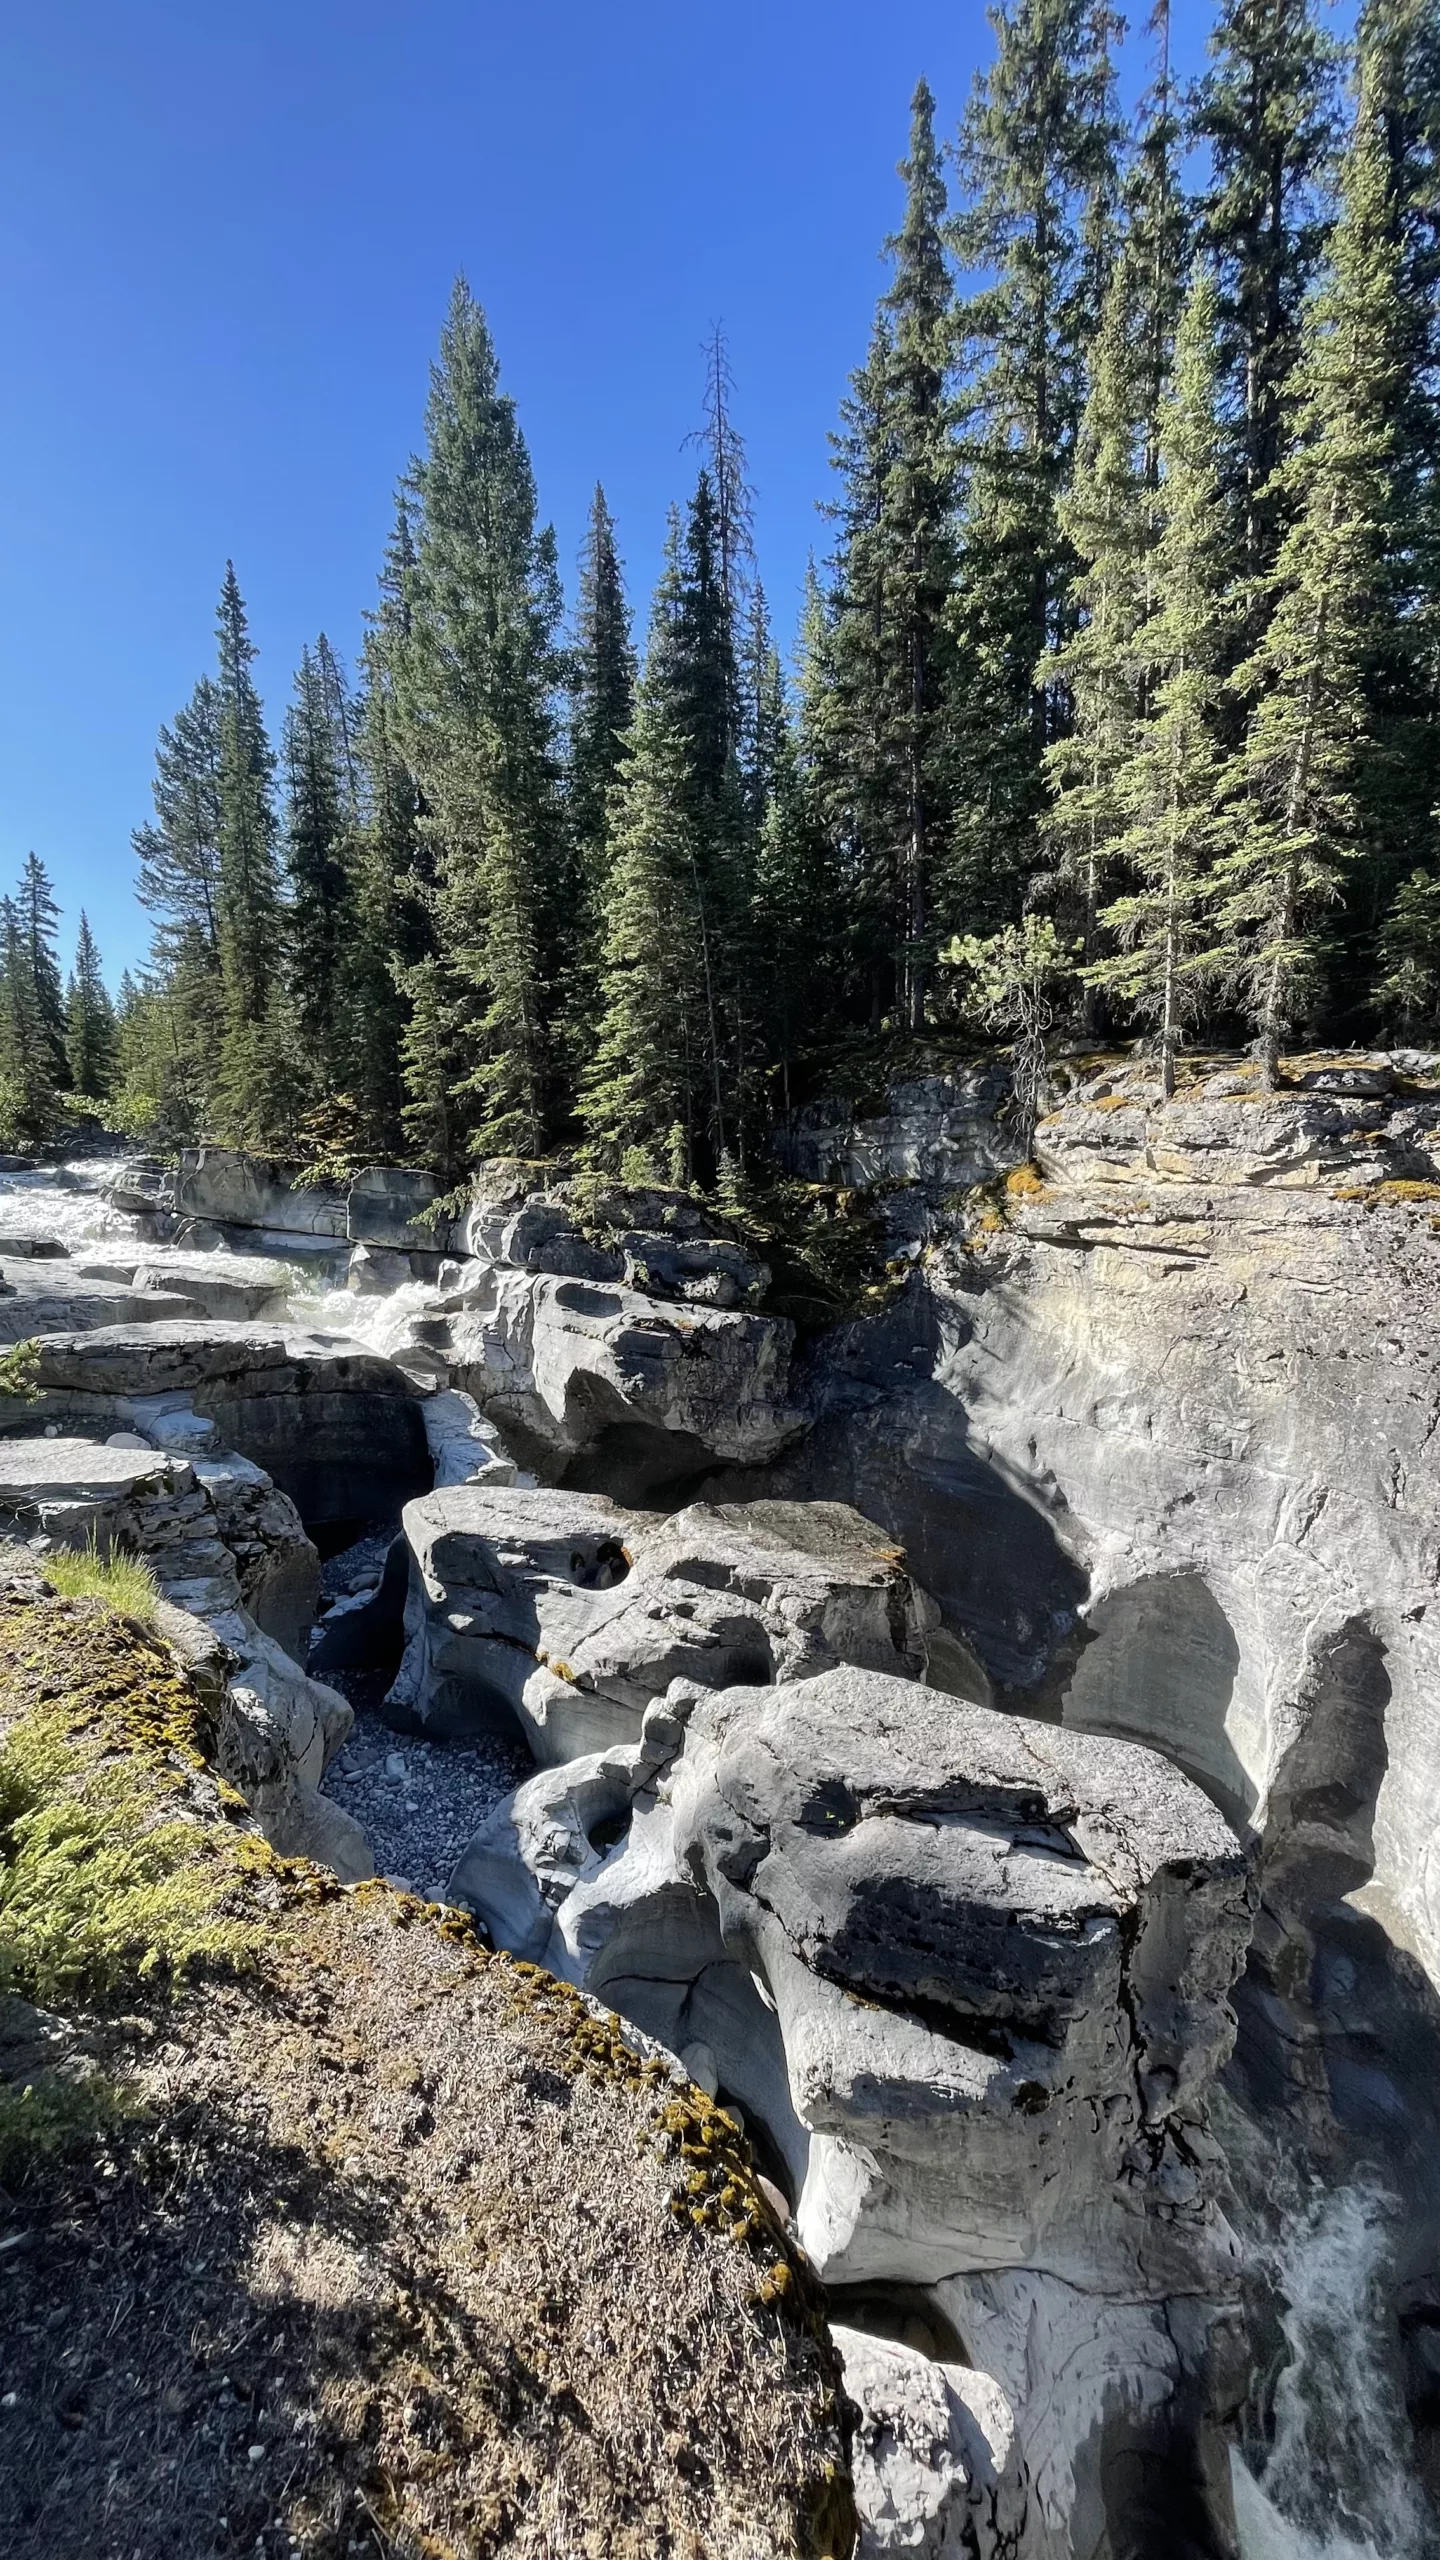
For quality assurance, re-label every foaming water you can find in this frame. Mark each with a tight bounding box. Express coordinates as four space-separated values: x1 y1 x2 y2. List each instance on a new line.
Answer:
0 1159 144 1250
289 1278 444 1354
1232 2181 1431 2560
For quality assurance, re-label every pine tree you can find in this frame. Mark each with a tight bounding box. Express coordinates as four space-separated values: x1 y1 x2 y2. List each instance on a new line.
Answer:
1193 0 1342 587
563 485 635 1058
284 642 357 1093
1217 87 1406 1083
1344 0 1440 949
16 853 69 1086
214 563 282 1035
0 899 60 1145
392 281 564 1168
1042 259 1150 982
65 913 117 1101
950 0 1126 928
825 79 958 1026
1127 0 1192 491
132 679 225 967
581 500 748 1176
1090 262 1236 1091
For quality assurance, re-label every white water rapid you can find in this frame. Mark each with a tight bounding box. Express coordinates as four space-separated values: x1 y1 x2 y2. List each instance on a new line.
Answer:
1232 2181 1431 2560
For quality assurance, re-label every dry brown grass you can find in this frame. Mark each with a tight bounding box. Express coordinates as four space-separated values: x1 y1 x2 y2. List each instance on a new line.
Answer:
0 1591 855 2560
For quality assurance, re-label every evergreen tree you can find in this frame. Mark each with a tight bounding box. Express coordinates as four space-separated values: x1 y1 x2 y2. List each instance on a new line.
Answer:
0 899 60 1144
16 853 69 1085
825 79 958 1026
284 642 357 1093
950 0 1126 929
1217 87 1406 1083
581 499 748 1175
392 281 564 1168
1090 263 1236 1091
688 325 756 722
1193 0 1342 586
563 485 635 1059
1042 259 1150 983
65 912 117 1101
214 563 282 1036
132 679 225 967
1127 0 1192 492
1345 0 1440 945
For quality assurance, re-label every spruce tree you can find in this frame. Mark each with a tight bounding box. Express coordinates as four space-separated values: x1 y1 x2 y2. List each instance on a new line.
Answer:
1193 0 1342 586
1090 263 1236 1092
214 563 282 1035
1127 0 1191 492
1344 0 1440 949
825 79 958 1026
392 281 564 1168
563 485 635 1061
16 853 69 1086
65 913 117 1101
133 679 225 966
0 899 59 1144
1217 88 1405 1083
950 0 1126 929
1042 260 1150 983
284 642 357 1095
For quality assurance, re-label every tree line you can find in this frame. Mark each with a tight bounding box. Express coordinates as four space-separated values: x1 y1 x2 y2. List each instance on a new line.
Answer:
31 0 1440 1173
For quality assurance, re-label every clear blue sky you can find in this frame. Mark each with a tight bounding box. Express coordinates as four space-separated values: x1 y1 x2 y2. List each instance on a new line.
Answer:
0 0 1215 985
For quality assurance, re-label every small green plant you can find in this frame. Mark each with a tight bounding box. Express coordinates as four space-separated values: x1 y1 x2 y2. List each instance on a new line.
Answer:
0 2071 135 2181
0 1714 254 2009
0 1338 40 1401
41 1536 160 1624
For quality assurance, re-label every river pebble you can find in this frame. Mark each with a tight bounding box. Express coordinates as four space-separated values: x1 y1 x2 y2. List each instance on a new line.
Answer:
320 1710 527 1900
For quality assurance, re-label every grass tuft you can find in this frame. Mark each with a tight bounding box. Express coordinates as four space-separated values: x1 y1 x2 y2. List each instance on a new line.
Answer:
42 1537 160 1624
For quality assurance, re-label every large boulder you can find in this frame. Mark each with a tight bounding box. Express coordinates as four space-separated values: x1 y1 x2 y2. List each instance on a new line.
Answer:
0 1254 196 1342
346 1163 440 1250
25 1322 431 1522
388 1485 953 1749
444 1266 802 1479
174 1147 348 1240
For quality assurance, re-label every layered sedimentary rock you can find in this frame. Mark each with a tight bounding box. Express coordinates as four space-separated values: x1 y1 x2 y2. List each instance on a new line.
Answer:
387 1484 955 1749
26 1321 431 1520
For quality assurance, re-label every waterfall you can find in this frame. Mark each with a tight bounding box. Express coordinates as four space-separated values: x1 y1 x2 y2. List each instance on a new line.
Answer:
1231 2180 1431 2560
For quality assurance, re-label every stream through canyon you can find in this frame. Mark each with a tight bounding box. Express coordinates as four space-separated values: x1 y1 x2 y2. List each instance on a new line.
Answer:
0 1086 1436 2560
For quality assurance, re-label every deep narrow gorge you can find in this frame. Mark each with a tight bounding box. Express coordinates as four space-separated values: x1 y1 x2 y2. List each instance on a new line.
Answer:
1 1054 1437 2559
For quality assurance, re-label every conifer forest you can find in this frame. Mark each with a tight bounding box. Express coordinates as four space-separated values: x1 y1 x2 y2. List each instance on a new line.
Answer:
9 0 1440 1182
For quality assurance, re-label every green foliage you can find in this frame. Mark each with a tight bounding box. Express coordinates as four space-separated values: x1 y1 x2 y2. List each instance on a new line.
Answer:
0 2069 133 2183
1376 868 1440 1027
65 912 117 1102
943 916 1080 1146
0 1712 254 2009
0 1340 41 1401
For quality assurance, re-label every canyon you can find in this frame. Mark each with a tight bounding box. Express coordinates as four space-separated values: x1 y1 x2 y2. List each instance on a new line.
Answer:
0 1051 1435 2559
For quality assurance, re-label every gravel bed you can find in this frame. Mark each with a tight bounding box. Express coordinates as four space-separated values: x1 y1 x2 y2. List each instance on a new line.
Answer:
313 1521 531 1899
321 1715 529 1900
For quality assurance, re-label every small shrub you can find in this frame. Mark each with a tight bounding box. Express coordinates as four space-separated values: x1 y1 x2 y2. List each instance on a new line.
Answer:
0 1339 40 1401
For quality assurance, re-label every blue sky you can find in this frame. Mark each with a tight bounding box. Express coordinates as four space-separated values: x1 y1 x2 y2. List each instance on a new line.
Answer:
0 1 1218 984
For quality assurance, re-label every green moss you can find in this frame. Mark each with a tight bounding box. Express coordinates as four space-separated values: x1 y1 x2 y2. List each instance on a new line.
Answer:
0 2068 136 2181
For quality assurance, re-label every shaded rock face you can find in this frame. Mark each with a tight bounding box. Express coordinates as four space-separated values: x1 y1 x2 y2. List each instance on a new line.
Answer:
389 1485 956 1750
26 1322 432 1522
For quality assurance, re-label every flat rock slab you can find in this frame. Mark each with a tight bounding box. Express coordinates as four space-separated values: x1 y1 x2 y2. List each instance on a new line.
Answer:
0 1436 177 1498
29 1324 432 1524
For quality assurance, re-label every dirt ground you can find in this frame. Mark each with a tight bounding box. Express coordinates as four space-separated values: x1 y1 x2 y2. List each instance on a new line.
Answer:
0 1588 856 2560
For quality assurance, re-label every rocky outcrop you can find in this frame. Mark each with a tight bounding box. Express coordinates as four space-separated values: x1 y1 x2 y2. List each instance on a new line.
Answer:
71 1248 295 1322
0 1253 196 1341
25 1321 432 1521
439 1267 800 1483
835 2325 1025 2559
0 1434 368 1878
774 1060 1020 1194
388 1485 955 1748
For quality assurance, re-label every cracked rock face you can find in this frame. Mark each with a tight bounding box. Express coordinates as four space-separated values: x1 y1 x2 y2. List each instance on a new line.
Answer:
388 1485 956 1751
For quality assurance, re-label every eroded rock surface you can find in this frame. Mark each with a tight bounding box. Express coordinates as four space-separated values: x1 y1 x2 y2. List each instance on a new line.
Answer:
389 1485 952 1750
